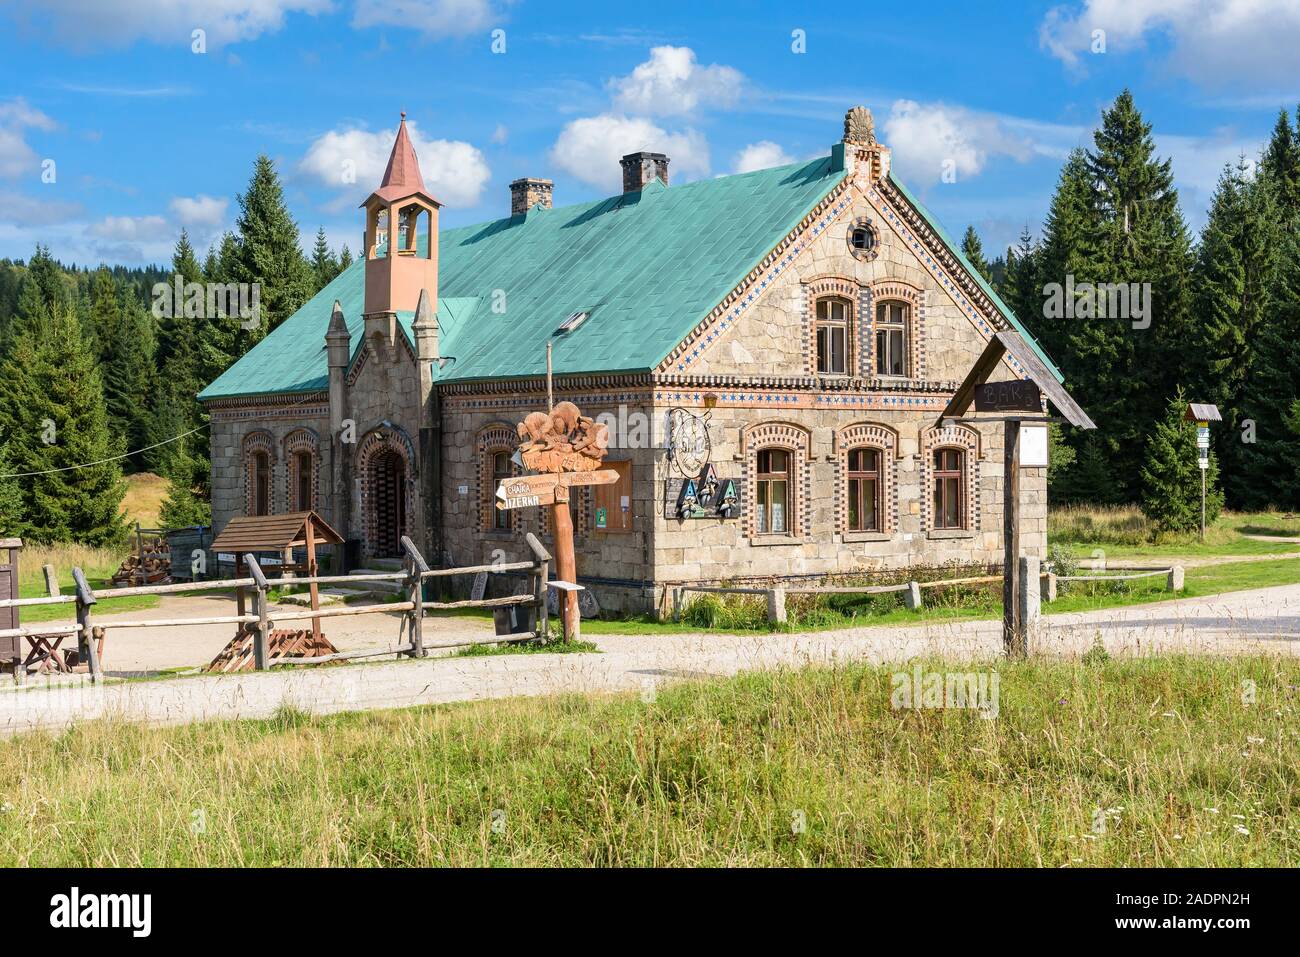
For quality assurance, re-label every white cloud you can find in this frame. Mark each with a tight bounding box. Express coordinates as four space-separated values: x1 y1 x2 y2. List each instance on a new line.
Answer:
549 113 710 192
2 0 330 50
0 191 82 225
733 141 793 174
0 98 56 179
1040 0 1300 89
608 46 746 116
352 0 499 37
883 99 1035 184
88 214 167 240
299 122 491 208
169 194 228 229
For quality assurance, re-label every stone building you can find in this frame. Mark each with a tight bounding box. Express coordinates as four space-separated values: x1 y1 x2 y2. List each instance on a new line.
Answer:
199 107 1071 614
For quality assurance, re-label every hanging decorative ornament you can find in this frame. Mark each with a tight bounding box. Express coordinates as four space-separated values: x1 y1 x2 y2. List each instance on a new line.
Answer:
667 407 711 477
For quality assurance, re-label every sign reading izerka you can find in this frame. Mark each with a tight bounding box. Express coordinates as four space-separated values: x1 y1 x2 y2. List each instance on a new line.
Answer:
974 379 1042 414
496 476 556 510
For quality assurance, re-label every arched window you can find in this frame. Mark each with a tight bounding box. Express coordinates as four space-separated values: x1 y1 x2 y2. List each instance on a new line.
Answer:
251 451 271 516
293 452 313 511
846 448 882 533
875 299 910 376
755 448 791 535
491 450 512 531
815 297 850 375
932 448 965 530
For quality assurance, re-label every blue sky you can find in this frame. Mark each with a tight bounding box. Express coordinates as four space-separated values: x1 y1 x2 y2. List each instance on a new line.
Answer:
2 0 1298 268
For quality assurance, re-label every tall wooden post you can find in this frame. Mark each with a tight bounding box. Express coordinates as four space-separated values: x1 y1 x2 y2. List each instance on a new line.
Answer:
1002 420 1023 657
305 517 322 645
551 485 579 641
245 553 270 671
72 567 101 681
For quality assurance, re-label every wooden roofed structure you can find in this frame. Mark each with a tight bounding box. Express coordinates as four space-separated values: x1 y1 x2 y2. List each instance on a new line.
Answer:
207 512 344 672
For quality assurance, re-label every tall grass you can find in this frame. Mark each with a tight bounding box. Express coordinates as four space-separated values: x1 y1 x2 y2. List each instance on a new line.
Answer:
16 543 128 592
1049 503 1300 550
1 656 1295 866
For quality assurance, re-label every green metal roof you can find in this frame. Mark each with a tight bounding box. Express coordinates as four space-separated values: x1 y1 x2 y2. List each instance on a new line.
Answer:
886 172 1063 382
199 153 1058 400
200 155 847 399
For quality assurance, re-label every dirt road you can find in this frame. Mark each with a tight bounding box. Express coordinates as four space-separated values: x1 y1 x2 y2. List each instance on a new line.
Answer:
3 581 1298 736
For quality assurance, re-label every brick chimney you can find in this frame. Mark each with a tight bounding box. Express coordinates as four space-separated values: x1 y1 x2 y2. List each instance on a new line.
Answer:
509 177 553 216
620 151 669 193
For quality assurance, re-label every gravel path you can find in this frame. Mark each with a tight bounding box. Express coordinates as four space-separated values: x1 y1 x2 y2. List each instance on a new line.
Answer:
3 581 1298 737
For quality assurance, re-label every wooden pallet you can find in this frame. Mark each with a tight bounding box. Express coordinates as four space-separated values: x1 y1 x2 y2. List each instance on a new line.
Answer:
205 628 339 673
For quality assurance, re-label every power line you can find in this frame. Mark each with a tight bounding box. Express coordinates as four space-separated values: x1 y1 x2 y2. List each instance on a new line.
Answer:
0 389 326 479
0 427 206 478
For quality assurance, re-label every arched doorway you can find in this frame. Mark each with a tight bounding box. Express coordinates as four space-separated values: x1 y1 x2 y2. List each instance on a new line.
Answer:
357 426 415 559
370 448 406 557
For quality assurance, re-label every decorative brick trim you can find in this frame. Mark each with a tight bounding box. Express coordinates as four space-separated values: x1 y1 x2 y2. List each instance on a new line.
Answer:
740 421 812 539
920 424 981 532
241 430 275 516
659 179 854 373
475 423 519 533
802 275 860 378
356 425 416 557
868 279 925 380
834 422 899 535
870 179 1031 380
282 429 320 512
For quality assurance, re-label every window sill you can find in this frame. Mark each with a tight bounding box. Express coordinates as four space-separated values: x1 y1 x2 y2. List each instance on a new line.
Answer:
927 528 975 540
749 534 804 546
843 531 891 543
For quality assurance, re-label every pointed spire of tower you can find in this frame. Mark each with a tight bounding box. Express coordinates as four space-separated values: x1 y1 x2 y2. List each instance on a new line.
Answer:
372 112 430 204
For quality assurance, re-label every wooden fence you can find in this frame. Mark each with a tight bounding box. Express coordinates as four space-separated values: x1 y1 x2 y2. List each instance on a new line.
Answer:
672 562 1184 624
0 533 553 682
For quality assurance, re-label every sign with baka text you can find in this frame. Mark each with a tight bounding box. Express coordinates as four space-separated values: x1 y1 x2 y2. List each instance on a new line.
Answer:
974 379 1042 414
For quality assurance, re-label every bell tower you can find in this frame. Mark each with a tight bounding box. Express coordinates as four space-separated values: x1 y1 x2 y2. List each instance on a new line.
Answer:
361 113 440 344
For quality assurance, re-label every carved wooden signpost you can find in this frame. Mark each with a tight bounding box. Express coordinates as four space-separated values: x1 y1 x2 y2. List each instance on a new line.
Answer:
496 400 614 641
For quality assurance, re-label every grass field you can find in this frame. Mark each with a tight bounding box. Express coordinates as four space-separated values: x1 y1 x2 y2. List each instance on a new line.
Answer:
15 543 158 623
120 472 167 529
1049 504 1300 558
1 656 1296 866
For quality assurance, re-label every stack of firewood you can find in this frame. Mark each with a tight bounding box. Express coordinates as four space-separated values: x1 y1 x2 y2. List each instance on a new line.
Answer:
110 541 172 586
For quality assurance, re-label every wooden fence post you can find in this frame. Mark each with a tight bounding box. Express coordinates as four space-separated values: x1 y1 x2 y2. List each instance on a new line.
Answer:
1042 571 1057 603
43 564 59 597
71 567 101 682
525 533 552 642
400 536 429 658
244 554 270 671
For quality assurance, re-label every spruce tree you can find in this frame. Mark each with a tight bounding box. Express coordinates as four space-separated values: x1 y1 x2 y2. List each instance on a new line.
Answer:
0 441 23 537
311 226 340 291
1186 159 1279 507
158 436 211 529
1068 90 1194 502
1036 148 1100 366
1238 224 1300 508
0 304 128 545
338 244 354 270
1140 388 1224 534
1260 107 1300 229
233 155 313 347
960 226 992 283
7 245 69 346
103 292 159 469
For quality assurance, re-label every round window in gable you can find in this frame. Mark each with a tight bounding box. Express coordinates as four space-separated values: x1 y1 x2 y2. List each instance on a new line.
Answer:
846 218 879 261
